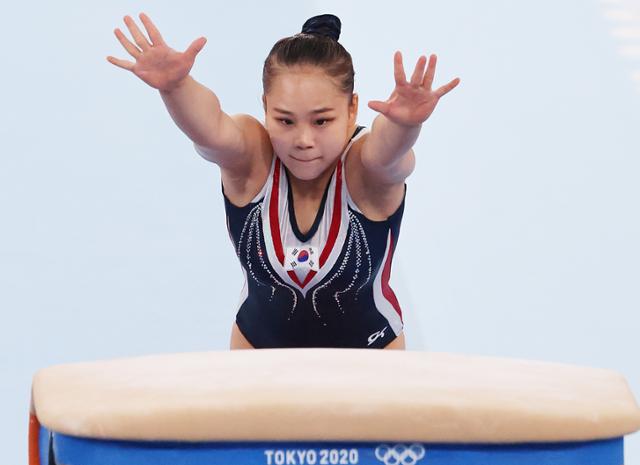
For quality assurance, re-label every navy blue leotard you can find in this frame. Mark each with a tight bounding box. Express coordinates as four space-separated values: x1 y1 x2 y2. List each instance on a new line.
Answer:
221 126 406 348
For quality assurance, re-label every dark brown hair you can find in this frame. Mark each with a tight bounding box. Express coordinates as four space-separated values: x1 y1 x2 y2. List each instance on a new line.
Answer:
262 14 355 97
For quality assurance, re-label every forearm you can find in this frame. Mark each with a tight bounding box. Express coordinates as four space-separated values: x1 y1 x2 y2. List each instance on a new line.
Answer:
365 115 421 167
159 75 226 148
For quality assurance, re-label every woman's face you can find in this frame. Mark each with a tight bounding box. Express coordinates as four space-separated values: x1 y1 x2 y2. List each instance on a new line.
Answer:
263 66 358 182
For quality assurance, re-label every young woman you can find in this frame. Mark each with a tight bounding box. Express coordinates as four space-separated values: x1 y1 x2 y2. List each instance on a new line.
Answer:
107 13 460 350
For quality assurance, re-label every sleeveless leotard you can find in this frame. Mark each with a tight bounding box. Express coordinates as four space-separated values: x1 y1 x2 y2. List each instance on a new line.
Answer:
221 126 406 348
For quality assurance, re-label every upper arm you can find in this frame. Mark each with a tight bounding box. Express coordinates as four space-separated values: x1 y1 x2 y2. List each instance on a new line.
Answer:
346 136 414 219
194 113 270 179
195 113 273 206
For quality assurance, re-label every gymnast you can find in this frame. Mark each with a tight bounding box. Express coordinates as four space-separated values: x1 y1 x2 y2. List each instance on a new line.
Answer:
107 13 460 350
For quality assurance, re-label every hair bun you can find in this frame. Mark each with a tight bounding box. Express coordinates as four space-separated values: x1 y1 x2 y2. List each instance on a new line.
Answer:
301 14 341 41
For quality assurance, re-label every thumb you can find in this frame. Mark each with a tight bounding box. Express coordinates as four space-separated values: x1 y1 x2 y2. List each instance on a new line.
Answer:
185 37 207 59
368 100 389 115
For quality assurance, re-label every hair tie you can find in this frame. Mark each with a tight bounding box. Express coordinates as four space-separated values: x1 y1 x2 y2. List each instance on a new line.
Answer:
301 14 341 41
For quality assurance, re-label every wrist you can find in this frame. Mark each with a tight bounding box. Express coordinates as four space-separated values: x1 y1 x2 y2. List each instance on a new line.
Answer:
159 75 193 95
384 115 423 131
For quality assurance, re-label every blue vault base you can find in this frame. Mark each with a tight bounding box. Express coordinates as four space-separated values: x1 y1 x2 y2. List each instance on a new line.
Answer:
39 426 624 465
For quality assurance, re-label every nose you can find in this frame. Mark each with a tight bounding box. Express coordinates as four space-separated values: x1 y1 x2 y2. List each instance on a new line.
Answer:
294 125 314 150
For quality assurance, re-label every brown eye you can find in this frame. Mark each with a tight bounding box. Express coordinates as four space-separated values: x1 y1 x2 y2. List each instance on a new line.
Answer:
278 118 293 125
315 119 332 126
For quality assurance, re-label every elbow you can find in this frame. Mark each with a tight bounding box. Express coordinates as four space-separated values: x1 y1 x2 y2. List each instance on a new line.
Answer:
363 149 416 185
193 142 218 163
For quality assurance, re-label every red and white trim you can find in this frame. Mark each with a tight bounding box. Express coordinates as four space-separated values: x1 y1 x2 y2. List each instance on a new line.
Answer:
372 230 404 336
261 132 366 298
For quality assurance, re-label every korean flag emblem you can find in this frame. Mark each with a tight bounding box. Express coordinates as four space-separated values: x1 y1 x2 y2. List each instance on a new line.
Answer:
285 246 319 271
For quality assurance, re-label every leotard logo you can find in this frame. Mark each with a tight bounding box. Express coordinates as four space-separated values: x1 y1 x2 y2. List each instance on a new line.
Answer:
367 326 388 346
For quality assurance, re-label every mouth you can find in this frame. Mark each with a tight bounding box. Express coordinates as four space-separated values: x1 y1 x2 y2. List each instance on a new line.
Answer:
291 155 318 163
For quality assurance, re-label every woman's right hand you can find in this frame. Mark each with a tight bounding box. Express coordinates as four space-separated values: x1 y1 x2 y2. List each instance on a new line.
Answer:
107 13 207 92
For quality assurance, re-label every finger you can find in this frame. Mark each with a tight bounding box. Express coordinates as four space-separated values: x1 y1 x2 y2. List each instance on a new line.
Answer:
434 77 461 98
393 51 407 86
106 55 135 71
185 37 207 59
368 100 390 115
422 54 437 89
114 28 142 58
409 55 427 87
139 12 165 46
124 15 151 51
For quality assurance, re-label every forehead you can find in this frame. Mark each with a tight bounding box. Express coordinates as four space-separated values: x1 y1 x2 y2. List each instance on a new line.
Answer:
266 66 347 111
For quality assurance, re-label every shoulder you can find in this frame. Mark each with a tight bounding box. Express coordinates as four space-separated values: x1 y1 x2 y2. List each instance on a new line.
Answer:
345 132 409 220
229 114 271 160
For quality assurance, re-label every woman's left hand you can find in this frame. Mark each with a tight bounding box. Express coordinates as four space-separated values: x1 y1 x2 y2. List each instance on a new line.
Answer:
368 52 460 127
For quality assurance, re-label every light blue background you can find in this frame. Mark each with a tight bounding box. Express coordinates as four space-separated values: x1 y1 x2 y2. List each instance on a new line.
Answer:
1 0 638 463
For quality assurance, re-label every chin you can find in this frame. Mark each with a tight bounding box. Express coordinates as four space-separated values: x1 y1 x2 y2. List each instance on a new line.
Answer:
287 167 323 181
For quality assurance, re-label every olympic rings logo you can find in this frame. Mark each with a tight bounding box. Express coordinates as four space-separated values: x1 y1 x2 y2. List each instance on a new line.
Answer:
374 444 426 465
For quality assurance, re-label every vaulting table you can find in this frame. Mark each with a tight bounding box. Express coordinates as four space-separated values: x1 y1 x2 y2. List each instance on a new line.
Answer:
29 349 640 465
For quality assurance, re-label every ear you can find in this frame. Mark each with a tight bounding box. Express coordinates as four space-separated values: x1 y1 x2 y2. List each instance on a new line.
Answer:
348 93 358 124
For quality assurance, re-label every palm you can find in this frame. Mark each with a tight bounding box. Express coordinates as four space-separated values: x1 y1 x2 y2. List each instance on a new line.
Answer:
380 86 440 127
132 45 193 90
369 52 460 127
107 13 206 92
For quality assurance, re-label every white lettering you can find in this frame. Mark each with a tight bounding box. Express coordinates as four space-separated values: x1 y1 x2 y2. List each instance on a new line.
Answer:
265 450 274 465
264 448 358 465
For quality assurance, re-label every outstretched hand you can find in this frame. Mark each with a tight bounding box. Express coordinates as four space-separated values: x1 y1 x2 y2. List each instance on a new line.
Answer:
368 52 460 127
107 13 207 92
